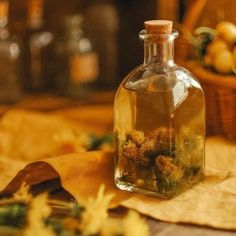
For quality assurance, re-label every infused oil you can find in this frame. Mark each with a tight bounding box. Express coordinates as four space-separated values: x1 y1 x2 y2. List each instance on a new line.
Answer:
114 20 205 198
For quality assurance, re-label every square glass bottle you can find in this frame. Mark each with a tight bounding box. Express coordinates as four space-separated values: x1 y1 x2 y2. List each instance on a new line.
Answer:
114 20 205 198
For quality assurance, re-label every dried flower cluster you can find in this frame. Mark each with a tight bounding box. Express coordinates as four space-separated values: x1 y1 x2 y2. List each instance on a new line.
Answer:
117 127 204 196
0 184 150 236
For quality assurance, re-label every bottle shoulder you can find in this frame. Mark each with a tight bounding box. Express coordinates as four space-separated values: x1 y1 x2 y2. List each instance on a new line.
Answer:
120 63 203 93
115 64 204 110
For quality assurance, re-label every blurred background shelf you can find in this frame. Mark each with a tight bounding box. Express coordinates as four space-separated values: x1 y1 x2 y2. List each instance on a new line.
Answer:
0 0 236 139
0 90 115 114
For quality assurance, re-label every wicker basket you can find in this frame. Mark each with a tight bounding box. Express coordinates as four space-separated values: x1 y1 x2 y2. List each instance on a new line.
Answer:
180 60 236 139
175 0 236 139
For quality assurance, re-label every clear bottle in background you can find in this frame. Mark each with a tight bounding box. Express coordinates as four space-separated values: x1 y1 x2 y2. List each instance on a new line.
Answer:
24 0 54 91
114 20 205 198
55 14 99 98
84 0 119 88
0 0 22 103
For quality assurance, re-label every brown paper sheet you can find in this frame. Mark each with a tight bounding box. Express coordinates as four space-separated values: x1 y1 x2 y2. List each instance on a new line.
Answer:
1 136 236 230
0 107 112 161
0 106 112 193
0 156 26 190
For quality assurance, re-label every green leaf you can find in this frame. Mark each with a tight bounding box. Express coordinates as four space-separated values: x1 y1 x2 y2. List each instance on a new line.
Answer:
0 204 27 228
71 204 85 218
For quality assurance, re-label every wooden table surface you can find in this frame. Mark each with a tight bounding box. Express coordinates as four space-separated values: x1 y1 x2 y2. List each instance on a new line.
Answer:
1 91 236 236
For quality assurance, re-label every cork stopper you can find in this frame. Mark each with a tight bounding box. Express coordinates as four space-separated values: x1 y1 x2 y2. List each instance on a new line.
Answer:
144 20 173 34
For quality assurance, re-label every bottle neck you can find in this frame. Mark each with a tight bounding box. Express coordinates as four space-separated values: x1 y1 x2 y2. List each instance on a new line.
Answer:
143 39 175 65
140 29 178 66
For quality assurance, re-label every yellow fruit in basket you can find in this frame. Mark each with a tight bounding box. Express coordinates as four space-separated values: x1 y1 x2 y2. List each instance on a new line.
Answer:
213 49 234 74
216 21 236 44
207 39 228 58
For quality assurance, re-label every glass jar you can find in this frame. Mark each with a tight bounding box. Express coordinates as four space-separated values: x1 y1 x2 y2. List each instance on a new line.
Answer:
114 20 205 198
0 0 22 103
24 0 54 91
55 14 99 98
84 0 119 88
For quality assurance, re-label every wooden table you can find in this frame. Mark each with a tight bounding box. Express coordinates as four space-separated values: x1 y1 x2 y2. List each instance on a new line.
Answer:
1 91 236 236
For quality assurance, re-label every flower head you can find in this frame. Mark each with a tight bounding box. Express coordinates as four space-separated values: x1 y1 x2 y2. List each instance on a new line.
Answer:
140 138 157 157
13 183 32 203
80 185 114 235
123 211 150 236
126 130 145 147
23 194 55 236
54 129 92 153
155 156 183 181
122 140 138 160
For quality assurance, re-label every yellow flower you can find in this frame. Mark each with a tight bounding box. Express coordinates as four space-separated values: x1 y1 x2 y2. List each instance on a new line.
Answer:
13 183 32 203
80 185 114 235
127 130 145 147
176 128 204 168
23 194 55 236
140 138 157 156
100 218 123 236
123 211 150 236
122 140 138 160
54 129 92 152
155 156 183 181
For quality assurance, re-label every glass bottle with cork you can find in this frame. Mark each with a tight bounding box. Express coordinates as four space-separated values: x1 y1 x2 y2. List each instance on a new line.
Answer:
0 0 22 103
24 0 54 91
114 20 205 198
55 14 99 98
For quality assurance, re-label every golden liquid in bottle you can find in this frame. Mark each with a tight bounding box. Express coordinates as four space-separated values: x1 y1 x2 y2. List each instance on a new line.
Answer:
114 77 205 198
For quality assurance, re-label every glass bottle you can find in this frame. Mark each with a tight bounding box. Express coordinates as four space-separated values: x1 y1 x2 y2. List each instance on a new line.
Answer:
55 14 99 98
0 0 22 103
84 0 119 88
114 20 205 198
24 0 54 91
